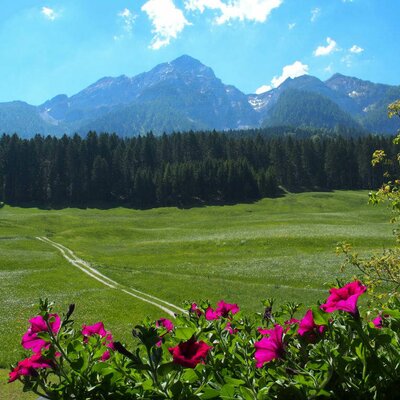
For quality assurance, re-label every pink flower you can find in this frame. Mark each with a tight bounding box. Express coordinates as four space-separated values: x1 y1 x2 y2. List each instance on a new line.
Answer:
156 318 174 347
82 322 113 361
215 301 239 318
298 310 325 339
205 307 220 320
372 314 383 329
320 281 367 316
156 318 174 332
284 318 300 332
205 300 239 320
101 350 111 361
21 314 61 353
225 322 238 335
8 354 52 383
169 338 212 368
254 325 285 368
82 322 108 337
190 303 203 317
257 327 275 335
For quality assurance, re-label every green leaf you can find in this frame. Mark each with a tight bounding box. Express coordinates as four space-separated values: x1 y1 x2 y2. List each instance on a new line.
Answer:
311 307 330 326
221 384 236 399
355 342 365 362
174 327 196 340
202 387 221 399
239 386 255 400
382 309 400 319
223 377 245 386
182 368 198 383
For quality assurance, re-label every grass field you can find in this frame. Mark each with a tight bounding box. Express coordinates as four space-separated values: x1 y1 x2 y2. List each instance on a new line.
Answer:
0 191 394 398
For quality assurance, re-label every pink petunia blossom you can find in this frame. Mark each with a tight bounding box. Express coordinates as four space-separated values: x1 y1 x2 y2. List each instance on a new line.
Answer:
82 322 108 337
156 318 174 347
190 303 203 317
101 350 111 361
283 318 300 332
372 314 383 329
320 281 367 316
254 325 285 368
205 300 240 320
298 310 325 339
215 300 239 318
82 322 114 360
156 318 174 332
257 327 275 336
225 322 238 334
21 314 61 353
8 354 52 383
205 307 220 320
169 338 212 368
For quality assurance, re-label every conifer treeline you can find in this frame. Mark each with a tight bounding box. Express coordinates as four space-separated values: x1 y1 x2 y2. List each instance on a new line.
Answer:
0 131 397 207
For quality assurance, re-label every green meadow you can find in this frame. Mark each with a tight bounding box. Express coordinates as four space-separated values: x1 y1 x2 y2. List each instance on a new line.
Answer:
0 191 394 397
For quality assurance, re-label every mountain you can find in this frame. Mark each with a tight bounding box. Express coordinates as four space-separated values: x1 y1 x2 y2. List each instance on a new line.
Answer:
0 55 399 137
0 101 64 138
250 73 400 133
325 73 400 133
37 55 257 135
263 89 362 131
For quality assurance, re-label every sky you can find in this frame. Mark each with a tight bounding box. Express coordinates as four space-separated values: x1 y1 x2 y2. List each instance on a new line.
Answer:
0 0 399 105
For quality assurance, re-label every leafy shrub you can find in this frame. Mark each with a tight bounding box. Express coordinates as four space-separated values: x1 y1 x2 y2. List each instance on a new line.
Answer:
9 288 400 399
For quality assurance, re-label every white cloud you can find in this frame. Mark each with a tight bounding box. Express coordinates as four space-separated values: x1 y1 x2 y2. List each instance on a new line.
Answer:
324 64 333 73
255 84 272 94
41 6 57 21
341 54 352 67
142 0 190 49
310 7 320 22
256 61 309 93
288 22 296 30
184 0 283 24
117 8 136 36
314 37 338 56
349 44 364 54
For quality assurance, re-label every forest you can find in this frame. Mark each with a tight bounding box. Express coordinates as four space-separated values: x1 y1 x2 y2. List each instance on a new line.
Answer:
0 128 398 208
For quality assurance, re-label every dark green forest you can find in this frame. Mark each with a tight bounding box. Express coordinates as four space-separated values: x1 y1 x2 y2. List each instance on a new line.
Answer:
0 129 398 208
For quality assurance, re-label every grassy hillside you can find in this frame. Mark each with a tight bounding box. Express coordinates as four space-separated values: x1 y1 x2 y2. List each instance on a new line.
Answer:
0 191 393 391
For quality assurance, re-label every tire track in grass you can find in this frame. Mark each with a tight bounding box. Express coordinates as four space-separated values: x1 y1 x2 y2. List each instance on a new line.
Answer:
36 236 186 317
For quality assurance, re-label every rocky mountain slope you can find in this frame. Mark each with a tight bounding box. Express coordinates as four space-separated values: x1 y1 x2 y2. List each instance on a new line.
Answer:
0 55 398 137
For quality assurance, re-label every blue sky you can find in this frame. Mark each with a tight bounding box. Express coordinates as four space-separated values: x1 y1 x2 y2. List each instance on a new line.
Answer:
0 0 399 105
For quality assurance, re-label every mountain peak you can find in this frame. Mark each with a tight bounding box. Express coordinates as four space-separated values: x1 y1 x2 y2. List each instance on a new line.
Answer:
170 55 204 68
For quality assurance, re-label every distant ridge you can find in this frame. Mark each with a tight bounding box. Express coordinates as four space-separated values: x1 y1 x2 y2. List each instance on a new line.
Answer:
0 55 399 137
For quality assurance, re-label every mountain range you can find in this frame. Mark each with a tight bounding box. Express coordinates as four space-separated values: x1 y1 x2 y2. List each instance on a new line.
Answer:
1 55 399 137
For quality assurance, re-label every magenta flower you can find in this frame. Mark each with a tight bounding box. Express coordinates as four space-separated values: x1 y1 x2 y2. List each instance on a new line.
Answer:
254 325 285 368
21 314 61 353
101 350 111 361
283 318 300 332
82 322 113 361
257 327 275 335
156 318 174 332
9 354 53 383
298 310 325 339
215 300 239 317
320 281 367 316
225 322 238 334
190 303 203 317
372 314 383 329
205 307 220 320
82 322 108 337
205 300 239 320
156 318 174 347
169 338 212 368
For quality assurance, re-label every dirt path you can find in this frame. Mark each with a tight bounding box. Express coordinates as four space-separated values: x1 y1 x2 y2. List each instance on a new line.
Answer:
36 236 187 317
